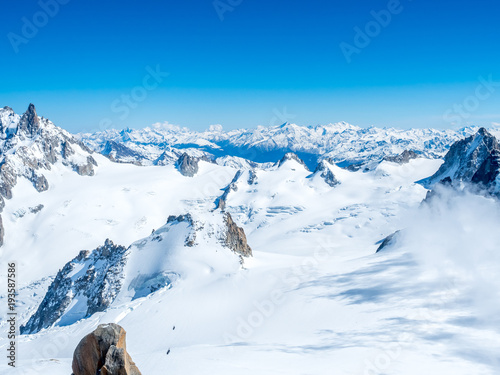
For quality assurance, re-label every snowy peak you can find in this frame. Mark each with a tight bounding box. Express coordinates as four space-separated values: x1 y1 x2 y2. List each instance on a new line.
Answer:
276 152 309 171
419 128 500 190
0 105 99 249
0 104 98 199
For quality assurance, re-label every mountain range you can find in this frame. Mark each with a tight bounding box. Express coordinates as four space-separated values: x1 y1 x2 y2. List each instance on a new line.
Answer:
1 104 500 375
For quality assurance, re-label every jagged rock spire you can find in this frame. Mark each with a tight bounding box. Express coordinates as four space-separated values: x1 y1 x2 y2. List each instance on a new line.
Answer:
18 103 40 137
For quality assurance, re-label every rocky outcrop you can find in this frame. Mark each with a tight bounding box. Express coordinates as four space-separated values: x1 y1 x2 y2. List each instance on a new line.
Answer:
72 323 141 375
74 156 98 176
471 148 500 187
30 171 49 192
215 171 242 211
384 150 419 164
176 153 199 177
376 230 401 253
21 239 128 335
313 160 339 187
419 128 500 190
224 212 252 257
0 163 17 199
29 204 44 214
17 103 40 137
248 169 258 185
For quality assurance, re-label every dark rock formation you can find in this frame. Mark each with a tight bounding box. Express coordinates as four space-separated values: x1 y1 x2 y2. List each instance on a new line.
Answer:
30 171 49 192
277 152 310 171
384 150 419 164
224 212 252 257
248 169 258 185
29 204 44 214
419 128 500 190
176 153 199 177
62 141 75 159
376 231 401 253
72 323 141 375
74 156 98 176
215 171 242 211
471 148 500 187
0 163 17 199
17 103 40 137
21 239 128 335
167 213 194 224
313 160 339 187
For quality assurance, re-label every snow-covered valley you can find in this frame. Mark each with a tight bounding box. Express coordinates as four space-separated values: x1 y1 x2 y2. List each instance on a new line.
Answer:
1 105 500 374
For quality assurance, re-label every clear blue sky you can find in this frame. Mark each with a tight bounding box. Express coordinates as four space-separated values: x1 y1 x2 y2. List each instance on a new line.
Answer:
1 0 500 132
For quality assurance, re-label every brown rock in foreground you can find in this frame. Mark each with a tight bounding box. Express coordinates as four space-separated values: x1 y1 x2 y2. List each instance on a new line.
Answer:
72 323 141 375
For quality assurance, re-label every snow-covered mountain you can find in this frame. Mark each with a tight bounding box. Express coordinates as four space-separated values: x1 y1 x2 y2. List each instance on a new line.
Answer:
78 121 487 169
2 106 500 375
0 104 98 245
419 127 500 194
21 211 251 335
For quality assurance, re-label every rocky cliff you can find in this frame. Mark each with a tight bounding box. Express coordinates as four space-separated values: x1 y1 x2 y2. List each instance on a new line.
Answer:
419 128 500 192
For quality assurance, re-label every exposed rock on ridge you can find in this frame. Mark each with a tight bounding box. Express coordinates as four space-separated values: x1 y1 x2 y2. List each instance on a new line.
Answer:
384 150 419 164
313 159 339 187
177 153 200 177
21 239 128 335
224 212 252 258
215 170 242 210
418 128 500 194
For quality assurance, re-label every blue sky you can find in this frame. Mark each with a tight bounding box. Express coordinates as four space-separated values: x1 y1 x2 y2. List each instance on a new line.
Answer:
1 0 500 132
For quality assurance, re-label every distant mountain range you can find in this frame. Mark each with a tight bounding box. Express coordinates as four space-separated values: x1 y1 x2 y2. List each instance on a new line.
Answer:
77 119 499 170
